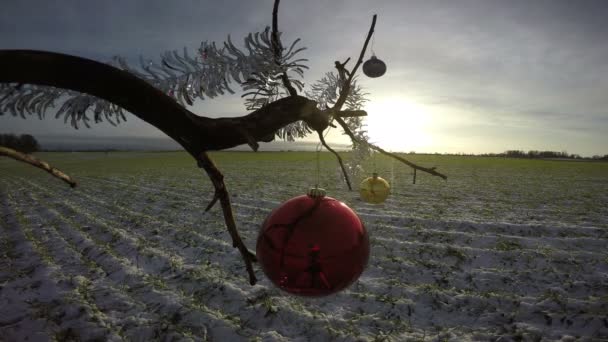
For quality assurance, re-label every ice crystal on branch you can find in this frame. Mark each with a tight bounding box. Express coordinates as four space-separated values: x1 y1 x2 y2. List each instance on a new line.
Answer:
306 71 369 140
0 28 308 132
306 72 368 112
0 83 126 128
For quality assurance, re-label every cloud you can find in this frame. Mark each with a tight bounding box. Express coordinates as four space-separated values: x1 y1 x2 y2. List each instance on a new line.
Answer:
1 0 606 155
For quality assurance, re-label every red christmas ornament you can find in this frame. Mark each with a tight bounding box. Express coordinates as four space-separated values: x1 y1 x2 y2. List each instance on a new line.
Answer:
256 188 369 297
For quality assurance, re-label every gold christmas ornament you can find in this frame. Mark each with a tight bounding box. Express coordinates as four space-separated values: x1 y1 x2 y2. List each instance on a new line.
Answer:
359 173 390 204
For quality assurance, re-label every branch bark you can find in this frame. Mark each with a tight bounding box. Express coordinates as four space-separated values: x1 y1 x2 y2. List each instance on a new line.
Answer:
197 152 257 285
0 146 78 187
333 14 377 111
317 130 352 191
271 0 297 97
0 50 322 156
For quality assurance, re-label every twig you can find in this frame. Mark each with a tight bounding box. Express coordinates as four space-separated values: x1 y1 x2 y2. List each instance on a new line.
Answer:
204 192 219 212
197 152 258 285
333 14 377 111
333 117 447 180
335 110 366 118
317 130 352 190
0 146 78 187
272 0 297 97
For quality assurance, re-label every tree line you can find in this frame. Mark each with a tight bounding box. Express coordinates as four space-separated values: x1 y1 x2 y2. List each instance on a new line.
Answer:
500 150 607 160
406 150 608 160
472 150 608 161
0 133 40 153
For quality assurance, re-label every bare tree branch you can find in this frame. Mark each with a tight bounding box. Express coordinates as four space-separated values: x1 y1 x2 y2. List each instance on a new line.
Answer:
333 14 377 111
317 130 352 190
197 152 258 285
0 50 322 155
204 192 220 212
272 0 298 97
0 146 78 187
333 116 448 180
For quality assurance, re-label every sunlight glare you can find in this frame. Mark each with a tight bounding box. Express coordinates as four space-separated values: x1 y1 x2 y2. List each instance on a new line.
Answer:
365 98 433 152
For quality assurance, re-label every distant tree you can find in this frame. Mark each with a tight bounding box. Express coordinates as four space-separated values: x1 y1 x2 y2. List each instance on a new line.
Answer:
0 133 40 153
18 134 40 153
505 150 526 158
0 133 18 150
593 154 608 161
0 0 447 284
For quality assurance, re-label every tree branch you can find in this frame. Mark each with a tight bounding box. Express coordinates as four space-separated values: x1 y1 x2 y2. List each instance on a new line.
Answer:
333 14 377 111
333 116 447 180
0 50 320 155
197 152 257 285
0 146 78 187
317 130 352 191
204 192 220 212
272 0 297 97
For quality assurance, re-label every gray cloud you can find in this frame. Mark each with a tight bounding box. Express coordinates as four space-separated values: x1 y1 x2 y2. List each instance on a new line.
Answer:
1 0 606 155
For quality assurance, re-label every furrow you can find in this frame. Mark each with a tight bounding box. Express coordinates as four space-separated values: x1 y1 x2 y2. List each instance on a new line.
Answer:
1 190 121 341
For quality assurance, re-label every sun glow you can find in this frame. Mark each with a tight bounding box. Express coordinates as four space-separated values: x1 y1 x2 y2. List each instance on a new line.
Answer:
364 98 433 152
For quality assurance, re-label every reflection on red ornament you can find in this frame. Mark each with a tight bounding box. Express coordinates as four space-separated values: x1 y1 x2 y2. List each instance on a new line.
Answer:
256 190 369 297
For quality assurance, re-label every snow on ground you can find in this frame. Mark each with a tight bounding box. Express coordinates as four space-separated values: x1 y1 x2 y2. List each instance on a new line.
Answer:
1 153 607 341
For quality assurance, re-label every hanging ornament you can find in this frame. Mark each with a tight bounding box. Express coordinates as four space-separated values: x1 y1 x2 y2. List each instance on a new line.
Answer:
362 55 386 78
256 187 369 297
360 173 390 204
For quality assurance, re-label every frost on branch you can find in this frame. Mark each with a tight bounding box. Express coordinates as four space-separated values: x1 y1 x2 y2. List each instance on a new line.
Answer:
305 71 371 176
0 28 308 138
0 83 126 128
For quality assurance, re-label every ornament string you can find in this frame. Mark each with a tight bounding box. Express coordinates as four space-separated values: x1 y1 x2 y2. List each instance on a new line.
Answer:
370 29 376 56
314 128 331 189
390 152 395 190
372 148 377 174
315 141 322 189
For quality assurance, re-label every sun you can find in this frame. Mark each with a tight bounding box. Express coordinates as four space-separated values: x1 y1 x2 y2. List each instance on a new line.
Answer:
364 98 433 152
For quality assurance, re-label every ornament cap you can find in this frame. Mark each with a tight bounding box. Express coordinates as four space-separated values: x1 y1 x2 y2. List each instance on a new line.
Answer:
307 187 326 198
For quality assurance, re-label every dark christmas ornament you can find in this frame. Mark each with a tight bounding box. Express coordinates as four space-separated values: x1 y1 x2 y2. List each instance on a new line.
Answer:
362 55 386 78
256 188 369 297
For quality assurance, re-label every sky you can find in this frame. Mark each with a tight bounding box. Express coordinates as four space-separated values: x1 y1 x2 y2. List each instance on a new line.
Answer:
1 0 607 156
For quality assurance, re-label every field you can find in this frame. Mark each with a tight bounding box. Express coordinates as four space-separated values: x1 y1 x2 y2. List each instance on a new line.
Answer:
1 151 607 341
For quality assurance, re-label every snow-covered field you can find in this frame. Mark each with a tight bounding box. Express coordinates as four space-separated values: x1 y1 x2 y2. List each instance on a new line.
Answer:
1 152 607 341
